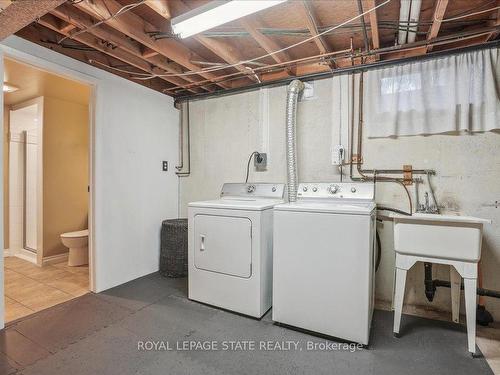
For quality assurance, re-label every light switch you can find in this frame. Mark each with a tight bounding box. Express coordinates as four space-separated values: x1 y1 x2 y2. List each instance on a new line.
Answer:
162 161 168 171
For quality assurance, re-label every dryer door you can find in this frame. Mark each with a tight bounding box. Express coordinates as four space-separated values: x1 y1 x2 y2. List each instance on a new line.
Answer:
193 214 252 278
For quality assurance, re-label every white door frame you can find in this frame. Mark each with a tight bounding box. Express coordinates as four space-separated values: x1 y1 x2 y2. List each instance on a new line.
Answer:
0 46 99 329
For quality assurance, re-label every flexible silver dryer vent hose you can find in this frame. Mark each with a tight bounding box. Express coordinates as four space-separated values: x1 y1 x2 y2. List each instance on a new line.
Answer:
285 79 305 202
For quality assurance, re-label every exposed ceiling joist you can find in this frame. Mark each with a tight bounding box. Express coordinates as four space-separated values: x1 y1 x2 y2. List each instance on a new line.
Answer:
240 17 291 65
427 0 449 52
297 0 330 54
73 0 231 89
37 14 182 94
60 23 77 34
171 1 257 83
195 35 259 82
0 0 12 12
366 0 380 49
17 23 168 93
10 0 498 98
144 0 170 19
49 4 208 93
0 0 65 41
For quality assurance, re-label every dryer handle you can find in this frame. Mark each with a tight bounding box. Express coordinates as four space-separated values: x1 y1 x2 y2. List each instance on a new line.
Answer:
200 234 206 251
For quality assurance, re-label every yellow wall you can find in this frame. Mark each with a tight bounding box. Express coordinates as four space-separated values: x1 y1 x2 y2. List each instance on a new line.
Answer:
3 105 8 249
42 97 89 258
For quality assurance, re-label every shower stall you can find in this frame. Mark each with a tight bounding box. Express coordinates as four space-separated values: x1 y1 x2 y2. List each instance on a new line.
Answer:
7 98 43 262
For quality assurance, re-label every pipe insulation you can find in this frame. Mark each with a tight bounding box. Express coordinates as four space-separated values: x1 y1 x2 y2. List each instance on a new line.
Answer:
285 80 305 202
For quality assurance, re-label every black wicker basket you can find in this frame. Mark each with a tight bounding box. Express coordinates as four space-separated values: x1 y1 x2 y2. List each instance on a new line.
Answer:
160 219 188 278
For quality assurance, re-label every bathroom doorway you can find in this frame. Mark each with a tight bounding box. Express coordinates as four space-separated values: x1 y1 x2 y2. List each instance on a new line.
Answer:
3 57 92 323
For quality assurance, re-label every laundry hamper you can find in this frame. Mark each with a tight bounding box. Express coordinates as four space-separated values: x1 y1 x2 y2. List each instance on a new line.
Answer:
160 218 188 277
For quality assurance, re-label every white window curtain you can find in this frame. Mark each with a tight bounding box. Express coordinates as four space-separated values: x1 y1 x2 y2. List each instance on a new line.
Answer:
365 48 499 138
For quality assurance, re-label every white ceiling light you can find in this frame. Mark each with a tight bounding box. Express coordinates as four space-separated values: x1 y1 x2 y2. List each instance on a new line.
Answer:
3 82 19 93
171 0 287 39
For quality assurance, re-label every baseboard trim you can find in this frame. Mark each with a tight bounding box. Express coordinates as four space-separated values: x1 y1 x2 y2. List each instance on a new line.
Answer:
12 248 37 264
42 252 69 266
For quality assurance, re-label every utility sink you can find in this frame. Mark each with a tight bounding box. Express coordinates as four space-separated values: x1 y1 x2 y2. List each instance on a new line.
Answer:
392 213 491 262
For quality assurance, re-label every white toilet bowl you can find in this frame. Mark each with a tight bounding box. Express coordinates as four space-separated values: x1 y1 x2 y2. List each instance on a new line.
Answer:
60 229 89 266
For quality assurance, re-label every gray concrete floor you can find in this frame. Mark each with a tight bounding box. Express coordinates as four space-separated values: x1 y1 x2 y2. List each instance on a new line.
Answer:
0 273 493 375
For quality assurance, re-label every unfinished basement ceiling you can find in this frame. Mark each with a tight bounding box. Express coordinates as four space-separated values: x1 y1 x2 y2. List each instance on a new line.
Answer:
11 0 500 98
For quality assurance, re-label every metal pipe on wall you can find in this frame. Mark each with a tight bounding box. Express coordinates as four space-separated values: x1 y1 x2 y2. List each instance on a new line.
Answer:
176 101 191 177
285 80 305 202
347 70 436 214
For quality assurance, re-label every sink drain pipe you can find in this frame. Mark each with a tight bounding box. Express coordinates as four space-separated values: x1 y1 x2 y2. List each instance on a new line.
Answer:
285 79 305 202
424 263 499 325
424 264 500 301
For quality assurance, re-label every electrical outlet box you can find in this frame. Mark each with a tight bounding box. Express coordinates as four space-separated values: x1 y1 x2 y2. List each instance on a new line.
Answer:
332 145 345 165
254 153 267 171
300 81 315 101
162 161 168 171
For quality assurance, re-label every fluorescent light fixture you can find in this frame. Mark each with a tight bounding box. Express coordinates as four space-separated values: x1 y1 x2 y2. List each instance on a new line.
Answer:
3 82 19 93
171 0 287 39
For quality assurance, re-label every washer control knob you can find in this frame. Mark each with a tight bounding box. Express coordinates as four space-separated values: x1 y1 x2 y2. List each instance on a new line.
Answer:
247 184 256 193
351 187 357 193
312 187 318 192
328 184 340 194
302 186 308 192
272 186 276 192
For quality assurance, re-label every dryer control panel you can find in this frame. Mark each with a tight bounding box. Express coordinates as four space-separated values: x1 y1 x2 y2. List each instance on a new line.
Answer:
297 182 375 201
220 183 285 199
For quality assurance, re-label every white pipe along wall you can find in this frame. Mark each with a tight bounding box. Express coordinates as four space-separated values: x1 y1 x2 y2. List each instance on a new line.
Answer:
0 36 179 296
179 75 500 321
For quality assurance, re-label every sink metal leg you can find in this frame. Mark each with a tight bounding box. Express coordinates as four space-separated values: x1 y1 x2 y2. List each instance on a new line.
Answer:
450 266 461 323
393 267 407 336
464 277 477 355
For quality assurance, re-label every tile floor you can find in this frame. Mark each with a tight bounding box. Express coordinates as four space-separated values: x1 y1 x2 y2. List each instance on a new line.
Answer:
4 256 89 323
0 273 497 375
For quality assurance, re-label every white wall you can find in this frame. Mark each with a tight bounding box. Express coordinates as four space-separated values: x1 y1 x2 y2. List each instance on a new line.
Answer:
179 77 500 320
1 36 179 296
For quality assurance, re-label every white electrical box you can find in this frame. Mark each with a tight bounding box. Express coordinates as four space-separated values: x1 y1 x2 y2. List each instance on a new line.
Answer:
332 144 345 165
300 82 315 100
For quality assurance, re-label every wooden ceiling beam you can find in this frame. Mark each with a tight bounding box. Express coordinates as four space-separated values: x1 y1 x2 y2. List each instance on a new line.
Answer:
37 14 200 94
167 1 257 83
240 17 291 65
142 47 160 59
0 0 12 12
366 0 380 49
427 0 449 51
73 0 230 89
17 23 169 94
60 23 77 34
144 0 171 19
50 3 211 92
195 35 258 82
297 0 330 54
0 0 66 40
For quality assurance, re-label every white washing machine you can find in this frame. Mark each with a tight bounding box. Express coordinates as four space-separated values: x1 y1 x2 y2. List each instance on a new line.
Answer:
272 182 376 345
188 183 285 318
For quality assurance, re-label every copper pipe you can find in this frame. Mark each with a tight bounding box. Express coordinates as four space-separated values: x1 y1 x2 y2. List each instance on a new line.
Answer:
173 28 499 93
176 40 499 102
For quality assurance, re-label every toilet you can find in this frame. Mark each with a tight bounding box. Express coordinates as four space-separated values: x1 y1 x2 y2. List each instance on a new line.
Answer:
60 229 89 266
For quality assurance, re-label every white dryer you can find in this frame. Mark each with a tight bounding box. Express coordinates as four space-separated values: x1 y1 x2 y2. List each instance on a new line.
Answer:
188 183 285 318
272 182 376 345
